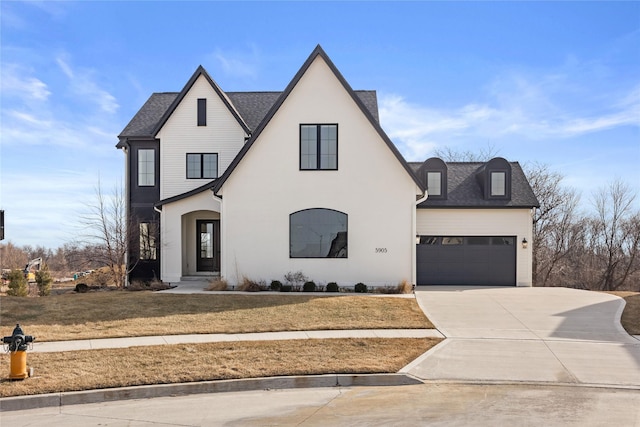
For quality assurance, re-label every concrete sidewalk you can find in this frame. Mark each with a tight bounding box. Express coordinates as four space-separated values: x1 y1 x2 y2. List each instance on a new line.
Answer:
404 286 640 388
30 329 443 353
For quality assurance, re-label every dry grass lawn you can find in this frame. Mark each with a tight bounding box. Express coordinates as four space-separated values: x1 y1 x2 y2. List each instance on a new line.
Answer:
0 292 432 342
0 338 440 397
609 292 640 335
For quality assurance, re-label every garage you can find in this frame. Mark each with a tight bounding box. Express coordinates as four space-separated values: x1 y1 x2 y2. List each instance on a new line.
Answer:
417 236 516 286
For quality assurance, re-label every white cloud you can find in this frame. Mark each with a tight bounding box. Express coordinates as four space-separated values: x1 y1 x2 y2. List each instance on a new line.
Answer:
379 71 640 161
211 45 260 79
1 64 51 101
56 55 119 114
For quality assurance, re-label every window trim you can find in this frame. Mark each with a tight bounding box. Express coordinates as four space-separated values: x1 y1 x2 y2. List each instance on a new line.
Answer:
289 208 348 258
197 98 206 126
186 153 218 179
299 124 338 171
137 148 155 187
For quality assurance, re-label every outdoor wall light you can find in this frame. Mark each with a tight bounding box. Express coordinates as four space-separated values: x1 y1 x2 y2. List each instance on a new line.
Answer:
416 235 421 245
522 238 528 249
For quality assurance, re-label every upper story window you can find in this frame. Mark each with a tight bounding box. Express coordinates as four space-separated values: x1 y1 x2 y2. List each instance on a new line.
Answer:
419 157 447 199
476 157 512 200
187 153 218 179
197 98 206 126
427 172 442 196
490 171 506 196
138 149 155 187
300 124 338 170
290 208 347 258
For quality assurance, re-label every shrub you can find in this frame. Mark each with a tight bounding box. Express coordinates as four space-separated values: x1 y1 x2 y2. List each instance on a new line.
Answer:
75 283 89 293
398 279 414 294
35 265 53 296
303 281 316 292
354 282 368 293
270 280 282 291
7 270 28 297
280 285 292 292
284 271 308 291
238 277 261 292
207 279 228 291
326 282 339 292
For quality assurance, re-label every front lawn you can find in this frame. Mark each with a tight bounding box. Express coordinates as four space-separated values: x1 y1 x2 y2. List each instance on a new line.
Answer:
0 292 439 398
0 338 440 397
0 292 433 341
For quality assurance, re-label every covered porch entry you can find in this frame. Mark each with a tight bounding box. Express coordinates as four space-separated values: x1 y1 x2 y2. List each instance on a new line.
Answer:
181 211 220 278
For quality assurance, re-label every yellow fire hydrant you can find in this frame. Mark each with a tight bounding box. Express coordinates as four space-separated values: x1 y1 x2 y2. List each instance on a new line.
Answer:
2 324 35 380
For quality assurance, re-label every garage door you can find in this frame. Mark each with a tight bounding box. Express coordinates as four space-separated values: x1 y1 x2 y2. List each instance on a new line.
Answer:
417 236 516 286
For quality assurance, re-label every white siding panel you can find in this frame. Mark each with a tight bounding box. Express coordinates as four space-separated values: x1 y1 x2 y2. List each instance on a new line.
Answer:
156 75 247 200
417 209 534 286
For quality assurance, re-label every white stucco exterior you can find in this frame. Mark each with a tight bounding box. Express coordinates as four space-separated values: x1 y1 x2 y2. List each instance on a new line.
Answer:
217 56 422 286
159 190 221 283
138 47 537 289
416 208 534 286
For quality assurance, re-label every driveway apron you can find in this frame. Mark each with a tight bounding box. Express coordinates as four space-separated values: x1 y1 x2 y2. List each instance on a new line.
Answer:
404 287 640 388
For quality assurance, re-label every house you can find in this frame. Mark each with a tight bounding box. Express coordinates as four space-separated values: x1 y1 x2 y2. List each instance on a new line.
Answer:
116 45 539 288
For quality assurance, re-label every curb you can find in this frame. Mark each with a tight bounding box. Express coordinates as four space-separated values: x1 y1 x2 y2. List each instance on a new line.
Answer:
0 373 423 412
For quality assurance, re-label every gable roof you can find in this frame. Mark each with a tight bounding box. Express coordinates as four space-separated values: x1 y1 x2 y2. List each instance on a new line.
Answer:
410 161 539 208
152 65 251 137
213 45 424 195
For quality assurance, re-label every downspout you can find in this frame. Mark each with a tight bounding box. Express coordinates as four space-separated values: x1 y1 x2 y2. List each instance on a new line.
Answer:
120 142 130 288
412 189 428 286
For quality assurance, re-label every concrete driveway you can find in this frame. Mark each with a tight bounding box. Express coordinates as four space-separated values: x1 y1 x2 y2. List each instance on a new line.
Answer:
404 286 640 387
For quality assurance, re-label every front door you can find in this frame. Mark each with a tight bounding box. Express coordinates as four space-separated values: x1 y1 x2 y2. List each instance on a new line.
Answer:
196 220 219 272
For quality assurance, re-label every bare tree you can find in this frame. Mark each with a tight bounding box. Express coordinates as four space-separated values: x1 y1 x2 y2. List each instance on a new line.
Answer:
434 142 500 162
77 180 133 288
590 180 639 291
0 241 29 271
524 162 582 286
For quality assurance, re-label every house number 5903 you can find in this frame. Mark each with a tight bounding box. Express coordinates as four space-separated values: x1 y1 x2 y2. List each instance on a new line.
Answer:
375 248 388 253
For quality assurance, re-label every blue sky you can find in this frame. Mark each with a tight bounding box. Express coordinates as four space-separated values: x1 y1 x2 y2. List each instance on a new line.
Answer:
1 1 639 249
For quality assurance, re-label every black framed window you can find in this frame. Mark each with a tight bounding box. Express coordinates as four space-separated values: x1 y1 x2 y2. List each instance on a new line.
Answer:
290 208 347 258
187 153 218 179
300 124 337 170
139 222 157 260
138 149 155 187
197 98 206 126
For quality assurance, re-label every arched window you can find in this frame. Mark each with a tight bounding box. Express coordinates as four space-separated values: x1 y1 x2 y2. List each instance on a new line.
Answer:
290 209 348 258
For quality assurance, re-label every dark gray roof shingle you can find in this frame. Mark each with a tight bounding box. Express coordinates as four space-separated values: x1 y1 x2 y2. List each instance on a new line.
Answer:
118 92 178 139
410 161 539 208
118 88 379 142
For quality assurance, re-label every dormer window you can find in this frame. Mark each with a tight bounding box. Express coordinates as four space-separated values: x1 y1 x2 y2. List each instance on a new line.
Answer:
476 157 512 200
419 157 447 199
490 171 506 196
427 172 442 197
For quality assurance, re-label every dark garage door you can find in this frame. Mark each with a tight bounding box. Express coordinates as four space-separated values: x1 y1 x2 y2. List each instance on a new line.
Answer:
417 236 516 286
